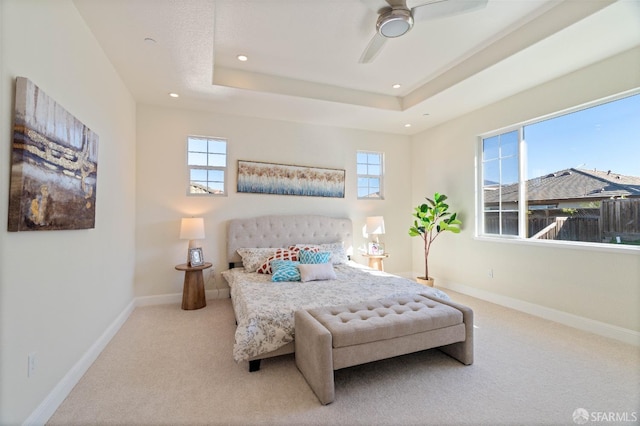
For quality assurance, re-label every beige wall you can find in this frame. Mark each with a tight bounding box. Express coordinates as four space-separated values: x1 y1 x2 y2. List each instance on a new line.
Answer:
1 1 638 423
0 0 136 423
411 47 640 333
135 104 413 297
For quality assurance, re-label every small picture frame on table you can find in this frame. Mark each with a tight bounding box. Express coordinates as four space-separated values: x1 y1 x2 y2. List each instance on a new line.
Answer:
368 242 384 255
189 247 204 267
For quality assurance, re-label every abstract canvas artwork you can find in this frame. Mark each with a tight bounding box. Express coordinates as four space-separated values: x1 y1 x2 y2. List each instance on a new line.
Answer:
237 160 345 198
8 77 99 231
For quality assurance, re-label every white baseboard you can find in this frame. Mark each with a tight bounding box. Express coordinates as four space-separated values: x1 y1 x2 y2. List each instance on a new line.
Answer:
23 299 136 426
216 288 230 299
438 280 640 347
24 289 231 425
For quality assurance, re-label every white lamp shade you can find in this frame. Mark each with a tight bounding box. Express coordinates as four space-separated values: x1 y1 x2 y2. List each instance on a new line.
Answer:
180 217 205 240
365 216 385 235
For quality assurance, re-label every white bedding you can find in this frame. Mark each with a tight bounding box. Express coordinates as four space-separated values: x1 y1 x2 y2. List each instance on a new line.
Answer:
221 262 450 362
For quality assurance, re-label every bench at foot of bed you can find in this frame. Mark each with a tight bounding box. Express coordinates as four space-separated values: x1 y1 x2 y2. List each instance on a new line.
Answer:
294 294 474 405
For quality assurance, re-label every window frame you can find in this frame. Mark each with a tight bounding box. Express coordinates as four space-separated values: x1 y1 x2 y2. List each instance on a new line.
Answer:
186 135 228 197
357 150 385 200
478 128 524 238
475 89 640 252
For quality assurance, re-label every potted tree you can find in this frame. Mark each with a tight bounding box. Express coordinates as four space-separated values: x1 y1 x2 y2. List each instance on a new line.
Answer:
409 192 462 287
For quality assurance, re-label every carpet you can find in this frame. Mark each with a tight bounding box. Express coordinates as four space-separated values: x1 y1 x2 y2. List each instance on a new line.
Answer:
47 291 640 425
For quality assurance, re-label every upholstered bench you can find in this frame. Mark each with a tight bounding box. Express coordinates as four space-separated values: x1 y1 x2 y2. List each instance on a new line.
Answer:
294 294 473 405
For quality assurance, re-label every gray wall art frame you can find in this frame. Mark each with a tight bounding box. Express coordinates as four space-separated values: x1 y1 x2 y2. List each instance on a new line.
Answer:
8 77 99 231
237 160 345 198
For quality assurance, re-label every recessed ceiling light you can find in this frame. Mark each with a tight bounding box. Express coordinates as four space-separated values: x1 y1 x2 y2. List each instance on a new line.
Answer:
404 123 411 128
169 93 179 98
392 84 401 89
237 55 248 62
144 37 157 44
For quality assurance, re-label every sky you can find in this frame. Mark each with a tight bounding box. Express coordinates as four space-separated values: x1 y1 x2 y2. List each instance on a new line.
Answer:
524 93 640 179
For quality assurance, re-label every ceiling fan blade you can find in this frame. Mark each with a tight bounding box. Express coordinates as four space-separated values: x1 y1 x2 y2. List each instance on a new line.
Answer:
361 0 409 12
412 0 488 21
360 0 391 13
359 32 387 63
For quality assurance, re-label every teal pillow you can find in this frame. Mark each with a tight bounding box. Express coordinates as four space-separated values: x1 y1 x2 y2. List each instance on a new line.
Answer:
299 250 331 264
271 260 301 282
270 259 297 270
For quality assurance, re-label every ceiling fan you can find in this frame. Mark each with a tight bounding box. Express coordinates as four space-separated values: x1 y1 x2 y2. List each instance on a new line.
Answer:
359 0 489 63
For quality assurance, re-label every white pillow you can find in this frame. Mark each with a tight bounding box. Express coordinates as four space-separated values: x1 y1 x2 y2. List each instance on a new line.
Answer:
298 263 337 282
236 247 280 272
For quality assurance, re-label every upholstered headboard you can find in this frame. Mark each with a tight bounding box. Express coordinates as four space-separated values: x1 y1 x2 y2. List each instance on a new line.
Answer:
226 215 353 266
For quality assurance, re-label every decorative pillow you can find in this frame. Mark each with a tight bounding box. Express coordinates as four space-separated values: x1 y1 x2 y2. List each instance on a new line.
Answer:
321 242 348 264
298 263 337 282
295 242 347 264
257 249 298 274
236 248 279 272
271 260 301 282
288 245 321 254
298 249 331 264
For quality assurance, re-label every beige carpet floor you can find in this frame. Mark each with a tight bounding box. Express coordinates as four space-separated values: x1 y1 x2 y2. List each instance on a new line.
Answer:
48 291 639 426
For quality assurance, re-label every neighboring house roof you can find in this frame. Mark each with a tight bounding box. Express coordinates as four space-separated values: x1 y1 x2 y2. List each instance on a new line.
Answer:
485 168 640 204
190 183 223 195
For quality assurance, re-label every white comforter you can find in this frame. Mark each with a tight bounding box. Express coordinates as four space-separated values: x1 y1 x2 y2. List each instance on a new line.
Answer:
221 262 450 362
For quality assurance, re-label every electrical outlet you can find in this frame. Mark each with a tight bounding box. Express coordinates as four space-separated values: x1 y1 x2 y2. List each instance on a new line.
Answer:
27 352 37 378
487 268 494 278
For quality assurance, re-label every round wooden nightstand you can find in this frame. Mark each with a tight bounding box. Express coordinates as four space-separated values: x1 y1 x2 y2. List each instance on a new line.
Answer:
362 254 389 271
175 262 212 310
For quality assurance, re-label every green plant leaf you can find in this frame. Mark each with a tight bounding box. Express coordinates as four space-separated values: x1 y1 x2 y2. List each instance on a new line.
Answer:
409 194 463 264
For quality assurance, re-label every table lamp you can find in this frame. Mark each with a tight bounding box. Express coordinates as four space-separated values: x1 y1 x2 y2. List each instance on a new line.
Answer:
180 217 205 265
365 216 385 254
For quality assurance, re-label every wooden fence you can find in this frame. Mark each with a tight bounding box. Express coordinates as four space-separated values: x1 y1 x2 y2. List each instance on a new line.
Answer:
601 198 640 243
486 199 640 243
531 216 600 242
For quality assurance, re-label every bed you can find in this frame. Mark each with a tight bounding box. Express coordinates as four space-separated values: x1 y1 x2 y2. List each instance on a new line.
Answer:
221 214 450 371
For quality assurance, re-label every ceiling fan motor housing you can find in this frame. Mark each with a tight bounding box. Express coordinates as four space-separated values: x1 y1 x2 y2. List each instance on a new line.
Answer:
376 8 414 38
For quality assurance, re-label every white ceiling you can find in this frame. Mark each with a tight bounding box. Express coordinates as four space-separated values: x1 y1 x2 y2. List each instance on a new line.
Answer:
73 0 640 135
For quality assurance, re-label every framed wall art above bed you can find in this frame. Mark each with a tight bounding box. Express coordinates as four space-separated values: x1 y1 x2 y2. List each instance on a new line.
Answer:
237 160 345 198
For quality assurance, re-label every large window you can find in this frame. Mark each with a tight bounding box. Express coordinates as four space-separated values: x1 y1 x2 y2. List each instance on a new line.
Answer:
357 151 384 199
479 92 640 247
187 136 227 196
